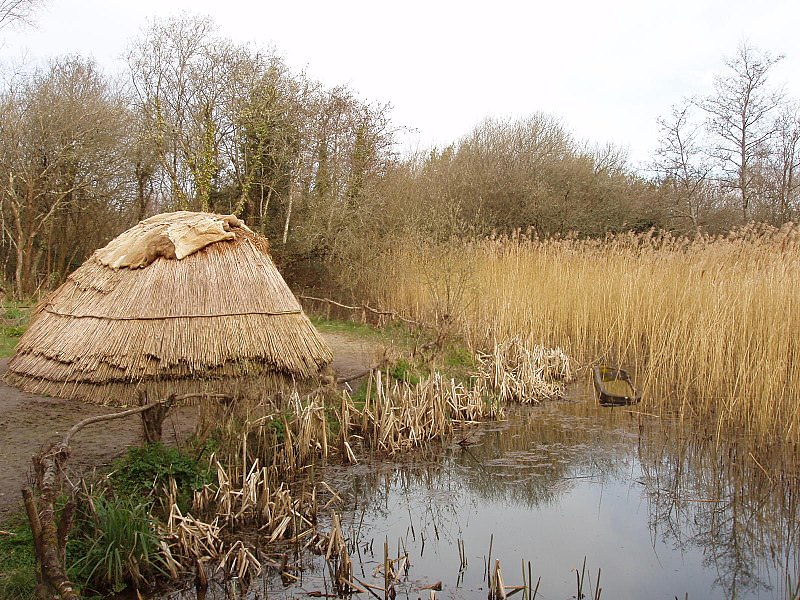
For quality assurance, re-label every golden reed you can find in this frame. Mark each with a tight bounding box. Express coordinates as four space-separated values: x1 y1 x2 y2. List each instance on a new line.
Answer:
363 224 800 444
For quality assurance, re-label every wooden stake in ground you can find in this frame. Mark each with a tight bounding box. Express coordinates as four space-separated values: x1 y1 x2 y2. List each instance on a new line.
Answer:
139 392 176 442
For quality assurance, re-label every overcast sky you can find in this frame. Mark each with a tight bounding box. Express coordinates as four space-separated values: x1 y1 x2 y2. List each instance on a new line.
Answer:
2 0 799 169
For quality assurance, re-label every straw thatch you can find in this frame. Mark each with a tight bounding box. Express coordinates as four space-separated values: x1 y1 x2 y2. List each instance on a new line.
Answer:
5 211 333 405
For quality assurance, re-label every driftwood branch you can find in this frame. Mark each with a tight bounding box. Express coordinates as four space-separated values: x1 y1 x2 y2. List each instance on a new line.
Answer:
336 369 372 385
299 295 425 327
22 393 216 600
60 401 169 449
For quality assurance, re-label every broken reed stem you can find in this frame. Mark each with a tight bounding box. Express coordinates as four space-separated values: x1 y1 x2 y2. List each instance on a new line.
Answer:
576 556 586 599
347 369 505 455
487 533 494 582
384 537 390 600
476 338 574 404
594 567 602 600
491 559 507 600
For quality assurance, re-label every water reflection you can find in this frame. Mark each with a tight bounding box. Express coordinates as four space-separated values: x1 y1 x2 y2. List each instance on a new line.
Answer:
639 421 800 599
162 382 799 599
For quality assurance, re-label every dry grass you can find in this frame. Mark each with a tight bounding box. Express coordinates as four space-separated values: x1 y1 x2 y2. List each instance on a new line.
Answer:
341 370 503 454
141 339 586 592
476 338 574 403
363 224 800 444
152 368 507 588
159 464 322 586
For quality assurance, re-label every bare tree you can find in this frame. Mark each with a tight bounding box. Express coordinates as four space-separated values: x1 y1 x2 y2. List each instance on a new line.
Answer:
401 114 654 237
127 15 315 219
0 56 130 296
224 59 311 233
0 0 48 30
654 103 714 230
282 86 395 253
127 15 235 210
697 43 784 222
767 103 800 222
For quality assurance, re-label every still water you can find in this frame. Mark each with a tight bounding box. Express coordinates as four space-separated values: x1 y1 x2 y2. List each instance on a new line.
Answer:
175 383 800 599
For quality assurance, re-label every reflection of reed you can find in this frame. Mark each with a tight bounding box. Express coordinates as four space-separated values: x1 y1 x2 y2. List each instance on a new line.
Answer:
335 402 639 516
367 227 800 445
331 401 799 600
637 419 800 598
451 406 631 506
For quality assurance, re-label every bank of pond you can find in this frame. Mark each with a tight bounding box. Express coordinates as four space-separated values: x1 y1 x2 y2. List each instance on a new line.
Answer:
3 365 798 600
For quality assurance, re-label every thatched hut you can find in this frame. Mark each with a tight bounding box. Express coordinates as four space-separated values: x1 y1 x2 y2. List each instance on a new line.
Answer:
4 211 333 405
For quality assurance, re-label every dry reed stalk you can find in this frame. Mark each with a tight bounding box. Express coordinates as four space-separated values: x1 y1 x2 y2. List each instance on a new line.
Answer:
218 540 261 583
475 338 574 404
362 225 800 445
159 459 329 585
345 370 501 454
322 512 360 594
195 387 336 479
490 559 507 600
163 504 224 562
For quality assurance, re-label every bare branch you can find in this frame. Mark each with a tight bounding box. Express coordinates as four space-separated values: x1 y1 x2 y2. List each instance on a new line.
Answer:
0 0 48 30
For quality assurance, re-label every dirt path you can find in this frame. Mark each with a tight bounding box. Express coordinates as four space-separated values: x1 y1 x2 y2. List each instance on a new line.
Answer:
0 332 378 519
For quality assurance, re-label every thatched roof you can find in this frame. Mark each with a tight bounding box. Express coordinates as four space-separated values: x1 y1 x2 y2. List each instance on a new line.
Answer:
5 211 333 405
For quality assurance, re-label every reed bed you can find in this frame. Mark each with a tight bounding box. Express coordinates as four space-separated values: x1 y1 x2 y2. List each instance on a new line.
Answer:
144 343 581 593
341 370 504 454
156 459 331 588
476 337 574 403
637 421 800 597
154 368 506 586
363 224 800 444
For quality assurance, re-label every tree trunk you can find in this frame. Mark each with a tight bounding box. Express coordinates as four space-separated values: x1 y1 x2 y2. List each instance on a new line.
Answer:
282 187 293 245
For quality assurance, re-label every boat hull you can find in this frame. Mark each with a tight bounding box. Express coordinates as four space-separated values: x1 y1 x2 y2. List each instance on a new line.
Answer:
593 366 641 406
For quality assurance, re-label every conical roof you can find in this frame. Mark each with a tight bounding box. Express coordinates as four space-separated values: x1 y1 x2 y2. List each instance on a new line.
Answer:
4 211 333 405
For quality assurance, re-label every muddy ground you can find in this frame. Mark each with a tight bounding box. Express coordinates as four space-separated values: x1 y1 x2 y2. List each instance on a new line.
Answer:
0 332 377 519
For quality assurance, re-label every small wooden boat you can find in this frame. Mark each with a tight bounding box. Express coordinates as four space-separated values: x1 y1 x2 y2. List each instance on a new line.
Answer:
593 366 641 406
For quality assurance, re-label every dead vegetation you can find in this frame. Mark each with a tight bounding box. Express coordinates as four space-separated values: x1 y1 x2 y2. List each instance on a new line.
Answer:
476 337 574 403
364 225 800 445
17 334 575 599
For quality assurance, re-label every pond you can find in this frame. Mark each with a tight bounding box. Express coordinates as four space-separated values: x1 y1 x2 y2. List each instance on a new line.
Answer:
167 381 800 600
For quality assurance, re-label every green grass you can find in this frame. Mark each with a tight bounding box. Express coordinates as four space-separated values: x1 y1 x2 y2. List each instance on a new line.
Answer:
0 513 37 600
310 315 380 337
388 357 422 385
0 302 31 358
310 315 421 349
0 442 215 599
68 494 164 595
348 380 370 411
312 315 478 387
108 442 213 513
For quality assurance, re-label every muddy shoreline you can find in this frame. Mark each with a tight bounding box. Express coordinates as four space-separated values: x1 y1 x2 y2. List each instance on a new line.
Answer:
0 332 377 518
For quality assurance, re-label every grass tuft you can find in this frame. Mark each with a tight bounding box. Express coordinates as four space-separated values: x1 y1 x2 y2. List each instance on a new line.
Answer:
0 301 31 358
0 513 37 600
